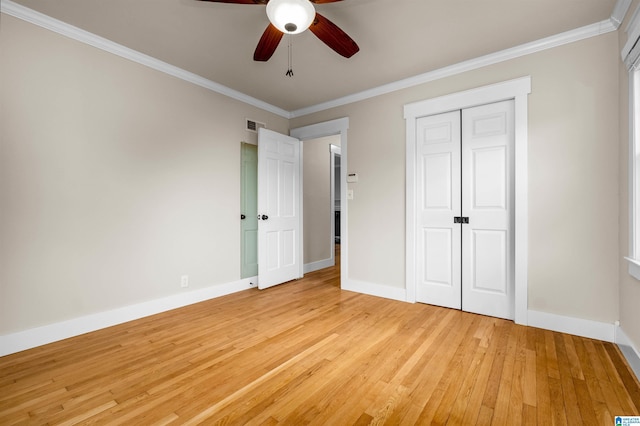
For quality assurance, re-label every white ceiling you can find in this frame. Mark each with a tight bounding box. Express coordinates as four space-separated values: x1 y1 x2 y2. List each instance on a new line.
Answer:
9 0 617 112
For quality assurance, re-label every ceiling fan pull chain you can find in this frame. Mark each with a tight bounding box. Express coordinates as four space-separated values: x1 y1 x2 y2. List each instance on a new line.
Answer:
286 35 294 77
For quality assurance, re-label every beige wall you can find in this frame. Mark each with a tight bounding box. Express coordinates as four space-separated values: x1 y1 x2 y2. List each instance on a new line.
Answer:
292 32 621 324
1 10 631 339
618 0 640 350
302 136 339 265
0 15 288 334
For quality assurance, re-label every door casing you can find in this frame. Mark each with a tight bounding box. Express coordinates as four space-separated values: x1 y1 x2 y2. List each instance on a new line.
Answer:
405 77 531 325
291 118 349 290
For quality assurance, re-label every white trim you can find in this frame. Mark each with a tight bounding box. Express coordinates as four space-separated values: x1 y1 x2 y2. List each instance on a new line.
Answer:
342 279 407 303
0 278 255 357
629 70 638 265
616 326 640 359
0 0 290 119
617 350 640 383
611 0 633 29
626 57 640 278
625 2 640 33
330 144 342 257
404 77 531 325
299 140 305 281
616 326 640 382
625 257 640 281
304 258 334 274
528 310 615 342
291 118 349 290
290 117 349 140
622 3 640 69
290 20 614 118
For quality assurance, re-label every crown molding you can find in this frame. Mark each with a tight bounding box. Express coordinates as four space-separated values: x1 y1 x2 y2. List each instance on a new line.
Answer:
289 19 617 118
0 0 627 120
611 0 633 29
0 0 291 119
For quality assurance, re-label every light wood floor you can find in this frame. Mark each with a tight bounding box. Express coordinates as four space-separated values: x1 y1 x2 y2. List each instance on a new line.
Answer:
1 247 639 425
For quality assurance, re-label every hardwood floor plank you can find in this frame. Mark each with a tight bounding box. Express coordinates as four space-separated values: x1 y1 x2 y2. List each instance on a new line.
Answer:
603 344 640 413
563 333 585 381
534 328 553 426
490 321 519 425
522 403 537 426
182 334 340 424
523 347 537 407
548 376 569 426
554 333 584 424
430 317 485 424
1 252 639 425
480 318 512 414
583 340 626 418
460 320 503 425
506 325 528 425
573 376 598 426
413 312 478 424
595 340 639 415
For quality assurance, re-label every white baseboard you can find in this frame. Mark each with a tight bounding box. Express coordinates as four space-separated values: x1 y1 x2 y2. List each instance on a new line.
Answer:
527 310 615 342
341 279 407 302
303 258 334 274
615 326 640 381
616 326 640 357
0 277 255 357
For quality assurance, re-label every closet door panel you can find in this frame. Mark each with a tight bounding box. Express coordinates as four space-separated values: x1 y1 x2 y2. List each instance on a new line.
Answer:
461 100 515 320
415 111 461 309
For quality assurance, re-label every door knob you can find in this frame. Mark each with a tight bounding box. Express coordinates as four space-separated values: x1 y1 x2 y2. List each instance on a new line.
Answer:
241 214 246 220
261 215 269 220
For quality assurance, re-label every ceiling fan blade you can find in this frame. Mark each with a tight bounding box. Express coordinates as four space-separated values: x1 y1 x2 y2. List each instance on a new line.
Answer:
309 13 359 58
254 24 284 61
197 0 266 4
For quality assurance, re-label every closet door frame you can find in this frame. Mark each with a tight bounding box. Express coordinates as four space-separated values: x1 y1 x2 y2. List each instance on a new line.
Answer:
404 77 531 325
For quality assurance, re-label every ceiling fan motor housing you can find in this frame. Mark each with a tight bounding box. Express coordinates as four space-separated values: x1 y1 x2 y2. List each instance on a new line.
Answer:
266 0 315 34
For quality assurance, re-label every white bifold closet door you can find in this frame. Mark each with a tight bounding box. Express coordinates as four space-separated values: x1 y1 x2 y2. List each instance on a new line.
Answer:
416 100 515 320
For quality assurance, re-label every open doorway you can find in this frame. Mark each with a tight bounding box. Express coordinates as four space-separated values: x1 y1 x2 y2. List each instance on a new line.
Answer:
240 135 342 281
291 117 349 289
302 136 341 273
241 118 349 286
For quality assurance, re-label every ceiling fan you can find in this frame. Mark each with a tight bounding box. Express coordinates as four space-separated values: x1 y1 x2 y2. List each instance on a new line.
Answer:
197 0 360 61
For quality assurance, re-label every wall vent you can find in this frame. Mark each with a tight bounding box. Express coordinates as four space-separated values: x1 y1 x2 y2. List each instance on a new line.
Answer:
246 119 266 133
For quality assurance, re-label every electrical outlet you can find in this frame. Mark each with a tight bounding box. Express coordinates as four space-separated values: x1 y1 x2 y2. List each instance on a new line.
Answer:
181 275 189 288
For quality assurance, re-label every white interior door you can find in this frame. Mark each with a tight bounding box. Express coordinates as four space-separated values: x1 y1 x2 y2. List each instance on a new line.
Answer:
461 100 514 319
257 128 303 289
415 100 514 320
415 110 462 309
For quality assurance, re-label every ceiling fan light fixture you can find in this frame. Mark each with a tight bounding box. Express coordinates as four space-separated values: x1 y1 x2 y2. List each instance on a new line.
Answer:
266 0 315 35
